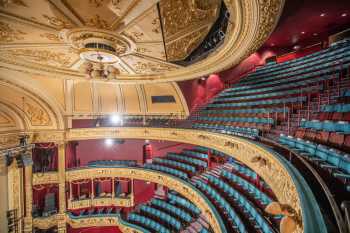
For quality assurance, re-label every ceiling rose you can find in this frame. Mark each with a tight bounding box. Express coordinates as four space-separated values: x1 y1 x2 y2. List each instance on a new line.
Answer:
0 0 284 83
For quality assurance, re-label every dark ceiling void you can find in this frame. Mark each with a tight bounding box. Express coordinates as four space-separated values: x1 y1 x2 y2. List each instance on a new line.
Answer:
171 2 229 66
260 0 350 55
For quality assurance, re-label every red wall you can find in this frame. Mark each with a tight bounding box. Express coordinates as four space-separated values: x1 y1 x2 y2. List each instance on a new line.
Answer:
73 139 194 166
67 226 121 233
178 50 276 112
178 74 224 111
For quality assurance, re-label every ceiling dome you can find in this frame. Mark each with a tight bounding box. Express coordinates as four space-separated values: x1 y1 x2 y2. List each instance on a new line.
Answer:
0 0 284 83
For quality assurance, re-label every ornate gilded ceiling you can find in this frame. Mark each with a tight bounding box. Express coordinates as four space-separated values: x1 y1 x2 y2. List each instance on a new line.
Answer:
0 0 284 83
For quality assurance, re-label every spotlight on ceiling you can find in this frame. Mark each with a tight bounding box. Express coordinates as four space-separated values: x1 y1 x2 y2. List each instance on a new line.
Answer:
320 13 326 17
293 45 301 50
110 114 122 125
105 138 114 147
341 13 347 17
301 31 305 34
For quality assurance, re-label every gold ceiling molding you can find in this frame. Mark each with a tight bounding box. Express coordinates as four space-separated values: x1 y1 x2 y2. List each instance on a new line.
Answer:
66 127 303 233
159 0 221 61
0 0 283 83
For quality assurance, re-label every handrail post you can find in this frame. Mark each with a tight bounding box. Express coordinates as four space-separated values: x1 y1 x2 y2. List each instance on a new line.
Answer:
341 201 350 233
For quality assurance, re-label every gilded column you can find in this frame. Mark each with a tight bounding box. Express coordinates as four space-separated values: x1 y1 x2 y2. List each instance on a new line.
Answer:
23 164 33 233
7 160 23 233
91 179 94 199
57 143 66 233
111 178 114 198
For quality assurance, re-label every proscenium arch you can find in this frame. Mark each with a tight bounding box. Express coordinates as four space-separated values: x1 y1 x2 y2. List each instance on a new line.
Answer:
0 102 26 132
0 78 64 130
65 127 328 233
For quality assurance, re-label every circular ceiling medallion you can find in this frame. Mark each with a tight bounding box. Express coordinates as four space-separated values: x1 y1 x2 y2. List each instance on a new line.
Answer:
0 0 285 83
79 49 120 64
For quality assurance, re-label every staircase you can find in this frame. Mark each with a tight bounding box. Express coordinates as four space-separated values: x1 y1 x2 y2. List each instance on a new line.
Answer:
267 75 350 139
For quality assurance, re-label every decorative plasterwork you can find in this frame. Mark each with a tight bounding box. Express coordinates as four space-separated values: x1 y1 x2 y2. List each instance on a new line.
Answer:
32 172 59 185
66 167 224 233
66 127 303 233
0 78 64 130
67 196 134 209
0 132 18 149
0 0 284 83
33 215 59 230
159 0 221 61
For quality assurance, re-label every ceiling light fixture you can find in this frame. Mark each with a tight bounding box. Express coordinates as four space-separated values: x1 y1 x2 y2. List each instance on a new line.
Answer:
341 13 347 17
110 114 122 125
320 13 326 17
301 31 305 34
313 33 318 36
105 138 114 147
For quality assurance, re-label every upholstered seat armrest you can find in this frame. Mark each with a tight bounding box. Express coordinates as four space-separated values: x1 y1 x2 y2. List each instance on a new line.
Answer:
333 173 350 179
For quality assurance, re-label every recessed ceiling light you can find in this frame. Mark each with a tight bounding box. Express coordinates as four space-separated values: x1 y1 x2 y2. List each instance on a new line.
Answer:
301 31 305 34
341 13 347 17
320 13 326 17
110 114 121 124
105 138 114 147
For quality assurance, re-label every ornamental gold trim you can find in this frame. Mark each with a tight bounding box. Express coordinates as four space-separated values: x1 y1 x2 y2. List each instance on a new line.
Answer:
67 127 303 232
0 0 284 83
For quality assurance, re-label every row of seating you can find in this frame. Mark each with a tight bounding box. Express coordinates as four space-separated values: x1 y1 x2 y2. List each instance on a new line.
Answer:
205 174 274 233
153 157 197 173
87 160 137 167
139 205 182 231
247 41 350 77
227 160 258 180
194 179 247 233
220 74 331 97
193 123 260 138
151 198 193 223
321 103 350 113
238 50 350 86
221 170 272 206
216 86 322 102
197 116 274 124
127 213 170 233
279 135 350 179
300 119 350 134
206 96 306 108
194 146 227 159
167 192 202 216
144 163 189 180
167 153 208 168
69 207 117 217
200 107 289 115
182 149 209 160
